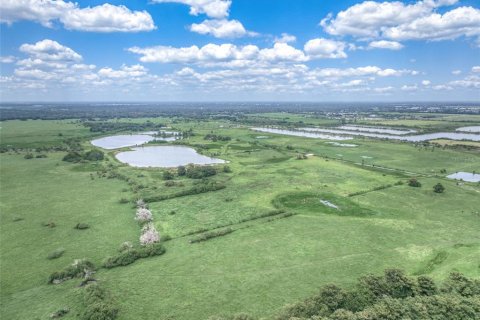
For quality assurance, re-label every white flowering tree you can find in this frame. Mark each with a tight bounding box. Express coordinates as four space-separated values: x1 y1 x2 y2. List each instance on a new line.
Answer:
140 223 160 245
135 208 153 223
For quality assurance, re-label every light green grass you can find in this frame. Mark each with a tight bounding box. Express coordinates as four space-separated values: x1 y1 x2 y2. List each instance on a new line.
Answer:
1 116 479 320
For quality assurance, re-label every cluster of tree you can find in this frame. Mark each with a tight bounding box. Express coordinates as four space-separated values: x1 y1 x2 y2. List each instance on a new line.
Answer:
210 269 480 320
204 134 232 142
48 259 95 284
167 164 230 180
144 180 226 203
102 242 165 269
62 149 104 163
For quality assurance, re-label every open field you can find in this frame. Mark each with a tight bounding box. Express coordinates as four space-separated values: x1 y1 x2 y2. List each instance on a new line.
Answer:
1 113 479 319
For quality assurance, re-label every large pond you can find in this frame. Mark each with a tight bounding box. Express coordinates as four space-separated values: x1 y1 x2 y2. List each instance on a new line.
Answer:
252 127 480 142
302 128 480 142
115 146 226 168
252 128 352 140
91 132 177 149
338 125 416 135
446 172 480 183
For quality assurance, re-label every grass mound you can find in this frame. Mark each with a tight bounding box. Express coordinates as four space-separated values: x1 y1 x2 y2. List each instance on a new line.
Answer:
273 192 375 217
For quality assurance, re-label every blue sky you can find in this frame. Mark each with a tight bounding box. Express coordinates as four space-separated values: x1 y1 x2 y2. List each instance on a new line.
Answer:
0 0 479 102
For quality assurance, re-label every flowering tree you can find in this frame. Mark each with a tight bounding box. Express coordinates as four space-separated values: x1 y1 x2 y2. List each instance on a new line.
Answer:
135 208 153 223
140 223 160 245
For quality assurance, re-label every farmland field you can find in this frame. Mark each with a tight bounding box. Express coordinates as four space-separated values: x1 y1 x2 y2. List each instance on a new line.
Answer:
1 109 479 319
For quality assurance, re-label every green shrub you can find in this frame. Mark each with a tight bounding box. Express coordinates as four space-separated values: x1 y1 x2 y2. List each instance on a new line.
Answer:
47 248 65 260
103 243 165 269
84 150 104 161
165 180 175 187
62 151 84 163
434 183 445 193
408 178 422 187
49 307 69 318
48 259 95 284
75 223 90 230
163 170 174 180
190 228 234 243
177 165 186 176
24 153 34 159
186 165 217 179
83 284 118 320
43 221 56 228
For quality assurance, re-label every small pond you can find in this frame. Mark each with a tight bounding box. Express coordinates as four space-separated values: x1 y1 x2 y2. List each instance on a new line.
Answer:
326 142 358 147
115 146 226 168
446 172 480 183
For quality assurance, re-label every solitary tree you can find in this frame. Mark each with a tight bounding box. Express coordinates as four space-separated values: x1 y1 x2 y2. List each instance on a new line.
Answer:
433 183 445 193
408 178 421 187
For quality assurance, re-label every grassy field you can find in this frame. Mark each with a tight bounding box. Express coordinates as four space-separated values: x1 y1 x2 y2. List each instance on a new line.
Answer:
1 115 479 319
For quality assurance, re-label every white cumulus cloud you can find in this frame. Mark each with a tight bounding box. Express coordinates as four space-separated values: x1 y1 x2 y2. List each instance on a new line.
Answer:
190 19 256 38
304 38 347 59
320 0 480 45
0 0 155 32
152 0 231 19
368 40 404 50
275 33 297 44
19 39 82 62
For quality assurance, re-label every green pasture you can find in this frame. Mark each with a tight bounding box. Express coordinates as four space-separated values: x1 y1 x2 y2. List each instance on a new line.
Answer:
1 115 479 319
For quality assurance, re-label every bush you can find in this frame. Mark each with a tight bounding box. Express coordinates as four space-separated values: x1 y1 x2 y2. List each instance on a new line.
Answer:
36 154 48 158
177 165 186 176
47 248 65 260
190 228 234 243
83 284 118 320
50 307 69 318
103 243 166 269
75 223 90 230
163 170 174 180
62 151 83 163
43 221 56 228
24 153 34 159
119 198 129 204
433 183 445 193
165 180 175 187
144 180 226 203
84 150 104 161
49 259 95 284
118 241 133 252
186 165 217 179
223 165 232 173
408 178 422 187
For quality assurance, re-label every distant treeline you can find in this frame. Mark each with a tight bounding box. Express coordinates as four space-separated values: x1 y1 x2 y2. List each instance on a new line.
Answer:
1 102 478 121
83 121 165 133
